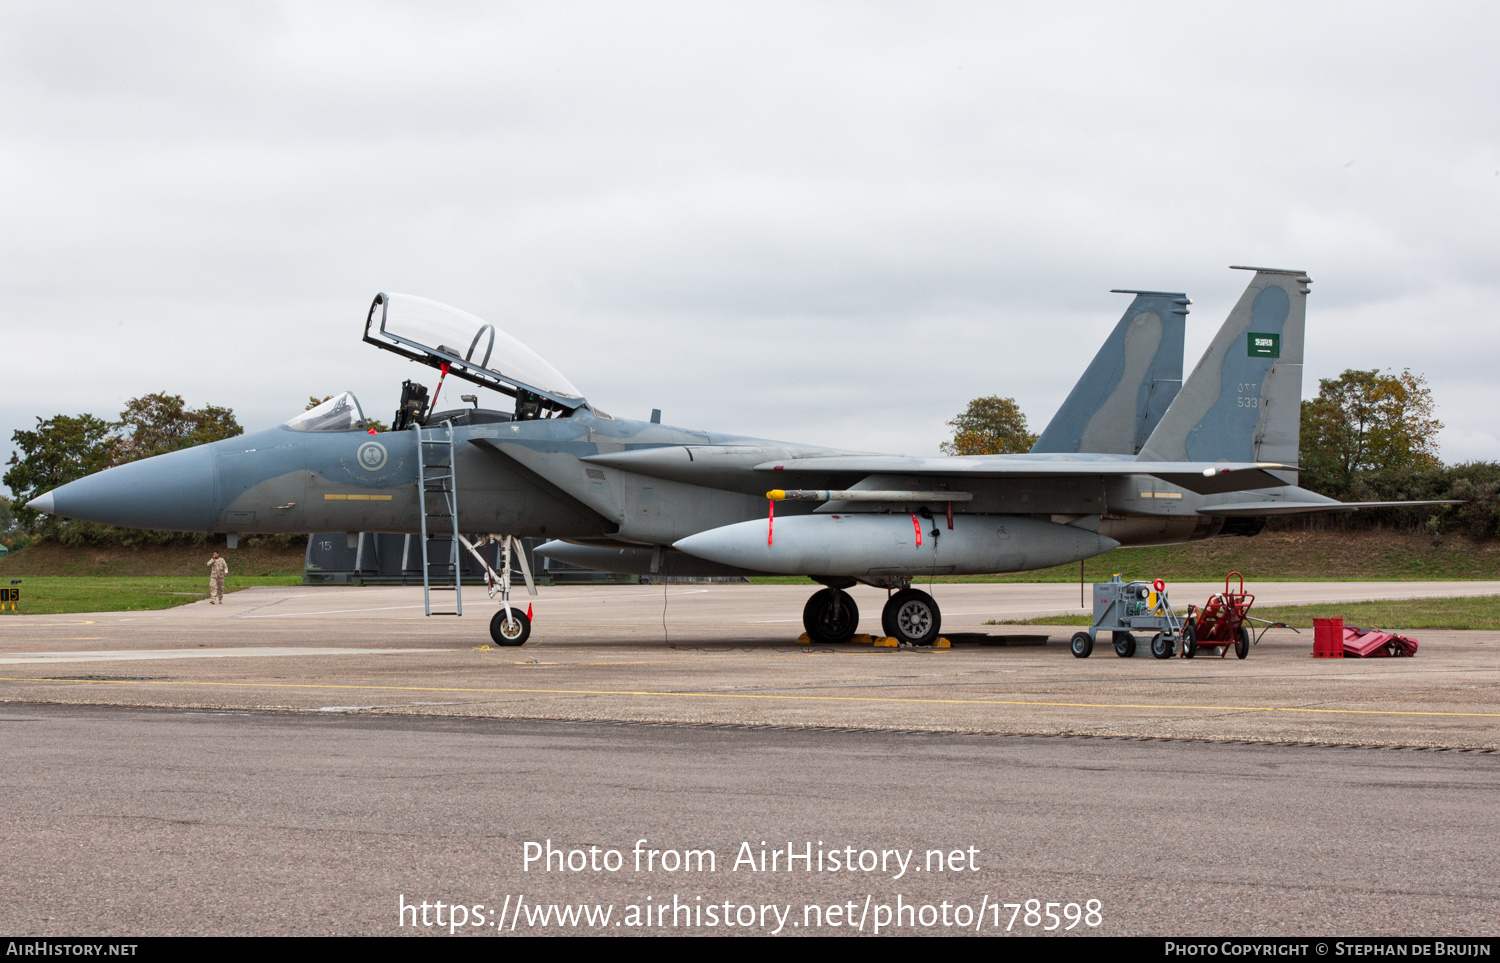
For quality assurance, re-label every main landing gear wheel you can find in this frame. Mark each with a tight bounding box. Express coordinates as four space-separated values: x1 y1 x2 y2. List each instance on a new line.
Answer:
802 588 860 645
490 609 531 646
1071 632 1094 658
1235 626 1251 660
1182 622 1197 659
1151 633 1174 659
1113 631 1137 658
882 588 942 647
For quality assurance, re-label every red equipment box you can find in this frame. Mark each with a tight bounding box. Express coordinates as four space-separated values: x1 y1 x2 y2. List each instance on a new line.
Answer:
1312 617 1344 658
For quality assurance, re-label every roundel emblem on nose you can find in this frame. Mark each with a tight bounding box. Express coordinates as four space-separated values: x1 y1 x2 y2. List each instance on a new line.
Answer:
357 441 388 472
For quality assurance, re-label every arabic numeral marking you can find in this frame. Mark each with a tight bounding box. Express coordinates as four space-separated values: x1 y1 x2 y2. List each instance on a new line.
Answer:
1005 898 1099 929
1237 396 1259 408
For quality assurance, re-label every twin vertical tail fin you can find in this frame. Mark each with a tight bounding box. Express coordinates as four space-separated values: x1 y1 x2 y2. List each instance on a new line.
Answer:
1031 290 1189 455
1136 267 1311 475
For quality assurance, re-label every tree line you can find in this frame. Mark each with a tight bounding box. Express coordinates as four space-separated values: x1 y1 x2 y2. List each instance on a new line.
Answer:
2 371 1495 551
942 369 1499 538
2 393 244 550
0 395 376 551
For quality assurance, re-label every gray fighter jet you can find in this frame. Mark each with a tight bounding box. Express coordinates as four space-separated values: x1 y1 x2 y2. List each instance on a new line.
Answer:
27 269 1448 647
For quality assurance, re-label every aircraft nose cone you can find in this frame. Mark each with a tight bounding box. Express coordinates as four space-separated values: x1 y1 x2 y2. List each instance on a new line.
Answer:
44 445 219 532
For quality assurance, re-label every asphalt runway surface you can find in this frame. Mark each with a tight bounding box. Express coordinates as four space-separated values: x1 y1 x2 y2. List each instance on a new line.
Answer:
2 582 1498 747
2 704 1496 937
2 582 1498 936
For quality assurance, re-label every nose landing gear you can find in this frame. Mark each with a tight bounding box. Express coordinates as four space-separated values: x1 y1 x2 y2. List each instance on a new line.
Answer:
490 608 531 646
460 533 537 647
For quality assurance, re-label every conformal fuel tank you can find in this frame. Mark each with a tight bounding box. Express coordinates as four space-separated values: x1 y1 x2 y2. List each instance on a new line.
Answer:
673 513 1119 577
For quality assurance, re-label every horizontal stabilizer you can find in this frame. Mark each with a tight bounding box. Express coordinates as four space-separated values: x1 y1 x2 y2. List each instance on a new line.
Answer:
1200 499 1462 517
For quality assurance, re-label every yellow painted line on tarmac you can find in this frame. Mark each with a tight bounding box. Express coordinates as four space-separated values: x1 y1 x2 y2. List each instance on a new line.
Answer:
0 638 107 643
1 676 1498 720
0 620 98 626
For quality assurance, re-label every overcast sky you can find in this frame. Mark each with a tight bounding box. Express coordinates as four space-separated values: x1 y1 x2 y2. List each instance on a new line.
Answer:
3 2 1498 485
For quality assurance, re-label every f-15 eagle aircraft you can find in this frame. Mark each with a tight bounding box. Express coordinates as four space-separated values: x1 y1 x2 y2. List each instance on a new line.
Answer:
29 267 1447 647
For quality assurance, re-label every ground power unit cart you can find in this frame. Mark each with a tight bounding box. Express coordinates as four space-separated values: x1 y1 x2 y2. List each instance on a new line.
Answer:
1071 575 1185 659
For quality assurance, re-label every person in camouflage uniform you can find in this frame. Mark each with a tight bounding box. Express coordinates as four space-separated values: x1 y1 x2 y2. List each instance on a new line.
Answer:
207 551 228 604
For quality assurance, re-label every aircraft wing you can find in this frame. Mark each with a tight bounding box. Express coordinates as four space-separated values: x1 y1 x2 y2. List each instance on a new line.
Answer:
754 455 1292 495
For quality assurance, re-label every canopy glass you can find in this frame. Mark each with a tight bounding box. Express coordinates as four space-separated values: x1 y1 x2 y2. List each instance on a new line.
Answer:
364 293 584 407
285 391 368 432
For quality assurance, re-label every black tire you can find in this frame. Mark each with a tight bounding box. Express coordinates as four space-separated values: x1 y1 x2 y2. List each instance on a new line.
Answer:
1113 631 1136 658
881 589 942 646
1151 633 1173 659
1182 622 1197 659
490 608 531 646
1235 626 1250 660
802 588 860 644
1070 632 1094 658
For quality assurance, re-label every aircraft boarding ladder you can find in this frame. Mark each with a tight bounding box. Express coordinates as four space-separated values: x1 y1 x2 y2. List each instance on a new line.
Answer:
416 421 462 615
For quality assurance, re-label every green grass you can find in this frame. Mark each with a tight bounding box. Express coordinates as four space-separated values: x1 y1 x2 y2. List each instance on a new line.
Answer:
0 576 303 615
1251 596 1500 631
988 595 1500 631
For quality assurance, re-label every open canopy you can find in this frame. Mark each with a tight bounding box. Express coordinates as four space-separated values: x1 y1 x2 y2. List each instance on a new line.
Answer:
363 292 586 410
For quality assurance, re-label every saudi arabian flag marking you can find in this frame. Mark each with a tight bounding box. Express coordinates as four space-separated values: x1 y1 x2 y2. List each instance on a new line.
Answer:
1247 332 1280 358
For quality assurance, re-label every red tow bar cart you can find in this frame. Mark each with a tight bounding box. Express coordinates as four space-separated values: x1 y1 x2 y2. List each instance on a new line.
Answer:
1182 571 1294 659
